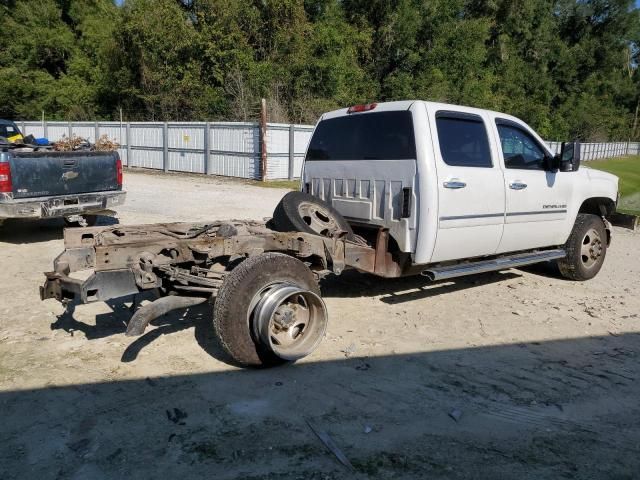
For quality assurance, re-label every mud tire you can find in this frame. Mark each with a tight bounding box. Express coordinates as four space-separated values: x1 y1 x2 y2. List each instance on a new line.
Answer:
557 213 607 281
272 191 354 239
213 252 321 367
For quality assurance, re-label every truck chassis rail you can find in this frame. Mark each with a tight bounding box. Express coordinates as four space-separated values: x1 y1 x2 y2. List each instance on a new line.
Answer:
40 220 400 307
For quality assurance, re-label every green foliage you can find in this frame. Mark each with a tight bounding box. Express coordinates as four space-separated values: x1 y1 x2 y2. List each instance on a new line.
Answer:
0 0 639 140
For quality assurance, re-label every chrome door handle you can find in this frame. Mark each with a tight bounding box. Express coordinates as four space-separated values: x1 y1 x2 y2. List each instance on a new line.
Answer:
443 180 467 189
509 182 528 190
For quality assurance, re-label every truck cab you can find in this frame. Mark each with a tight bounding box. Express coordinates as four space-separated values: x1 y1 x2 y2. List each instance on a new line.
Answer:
302 101 618 266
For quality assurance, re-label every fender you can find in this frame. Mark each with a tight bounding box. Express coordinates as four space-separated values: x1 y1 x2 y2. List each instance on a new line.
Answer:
562 167 619 244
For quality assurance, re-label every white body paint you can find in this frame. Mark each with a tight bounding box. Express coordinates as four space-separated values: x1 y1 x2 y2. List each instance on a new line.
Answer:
302 101 619 266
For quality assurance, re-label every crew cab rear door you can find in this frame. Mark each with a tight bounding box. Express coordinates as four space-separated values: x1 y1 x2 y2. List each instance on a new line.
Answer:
426 106 506 262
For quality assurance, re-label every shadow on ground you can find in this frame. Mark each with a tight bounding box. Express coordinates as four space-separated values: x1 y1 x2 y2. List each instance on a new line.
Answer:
47 263 566 370
50 271 526 367
50 294 228 365
0 216 119 244
2 330 638 479
321 269 523 303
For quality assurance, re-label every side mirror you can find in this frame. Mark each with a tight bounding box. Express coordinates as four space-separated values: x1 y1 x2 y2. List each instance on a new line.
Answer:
558 141 581 172
544 154 559 172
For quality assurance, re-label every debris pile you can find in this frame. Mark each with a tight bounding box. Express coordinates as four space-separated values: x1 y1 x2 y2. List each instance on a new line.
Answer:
53 134 90 151
94 134 121 152
53 134 119 152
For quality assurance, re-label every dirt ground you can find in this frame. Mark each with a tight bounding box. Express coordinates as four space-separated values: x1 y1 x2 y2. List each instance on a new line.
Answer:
1 169 639 479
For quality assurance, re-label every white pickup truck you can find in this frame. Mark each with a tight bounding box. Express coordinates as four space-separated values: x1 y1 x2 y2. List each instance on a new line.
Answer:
41 101 619 367
302 101 618 281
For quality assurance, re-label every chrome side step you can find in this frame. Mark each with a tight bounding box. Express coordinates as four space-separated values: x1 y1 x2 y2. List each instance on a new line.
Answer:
421 249 566 281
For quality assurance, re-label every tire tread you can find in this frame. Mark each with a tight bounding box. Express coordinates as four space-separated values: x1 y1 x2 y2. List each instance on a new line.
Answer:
213 252 320 367
557 213 607 281
272 191 354 239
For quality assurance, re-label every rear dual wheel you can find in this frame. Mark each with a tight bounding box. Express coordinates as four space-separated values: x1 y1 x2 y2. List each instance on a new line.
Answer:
213 252 328 367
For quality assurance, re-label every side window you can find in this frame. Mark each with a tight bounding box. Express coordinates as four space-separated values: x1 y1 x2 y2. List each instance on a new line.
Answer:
435 113 492 168
496 122 546 170
0 124 18 137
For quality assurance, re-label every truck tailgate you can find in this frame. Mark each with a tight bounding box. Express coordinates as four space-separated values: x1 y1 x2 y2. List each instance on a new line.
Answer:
9 151 120 199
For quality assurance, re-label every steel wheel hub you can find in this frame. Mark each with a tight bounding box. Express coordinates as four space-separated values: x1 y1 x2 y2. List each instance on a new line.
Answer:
297 202 339 236
580 228 603 268
250 283 327 360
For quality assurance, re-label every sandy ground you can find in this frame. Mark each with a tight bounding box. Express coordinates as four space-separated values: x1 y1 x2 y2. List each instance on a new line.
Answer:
1 169 639 479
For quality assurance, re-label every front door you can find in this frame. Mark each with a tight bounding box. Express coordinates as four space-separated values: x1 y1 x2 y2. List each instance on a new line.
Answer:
493 119 573 253
427 107 506 262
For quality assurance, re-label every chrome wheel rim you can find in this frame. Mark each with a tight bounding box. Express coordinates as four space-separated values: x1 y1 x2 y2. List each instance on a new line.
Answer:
580 228 603 269
250 283 327 360
297 202 340 236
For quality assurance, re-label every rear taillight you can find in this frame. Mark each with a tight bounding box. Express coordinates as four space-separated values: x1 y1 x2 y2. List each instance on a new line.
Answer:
116 158 123 186
347 103 378 114
0 162 12 193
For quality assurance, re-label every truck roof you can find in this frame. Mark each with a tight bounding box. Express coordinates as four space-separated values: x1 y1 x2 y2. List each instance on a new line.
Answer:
321 100 523 125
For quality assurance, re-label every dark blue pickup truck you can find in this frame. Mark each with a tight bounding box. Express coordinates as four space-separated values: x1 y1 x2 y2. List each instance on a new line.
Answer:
0 141 126 227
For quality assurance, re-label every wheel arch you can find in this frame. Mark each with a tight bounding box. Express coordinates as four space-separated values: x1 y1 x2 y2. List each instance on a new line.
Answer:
578 196 616 217
578 197 614 246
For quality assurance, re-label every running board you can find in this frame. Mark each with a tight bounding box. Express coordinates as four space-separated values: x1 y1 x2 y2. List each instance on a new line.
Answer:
421 249 566 281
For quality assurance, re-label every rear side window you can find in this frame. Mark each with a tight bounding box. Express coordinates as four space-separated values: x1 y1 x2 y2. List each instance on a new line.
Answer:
435 113 492 168
306 111 416 161
0 123 20 138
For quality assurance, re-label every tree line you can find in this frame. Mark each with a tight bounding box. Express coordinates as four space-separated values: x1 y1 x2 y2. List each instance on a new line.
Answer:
1 0 639 141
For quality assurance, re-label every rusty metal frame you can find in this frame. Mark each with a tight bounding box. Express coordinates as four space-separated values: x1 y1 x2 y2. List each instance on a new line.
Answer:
41 221 403 305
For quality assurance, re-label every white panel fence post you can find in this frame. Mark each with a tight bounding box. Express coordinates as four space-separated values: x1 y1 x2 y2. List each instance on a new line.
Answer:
288 125 295 180
204 122 210 175
163 122 169 173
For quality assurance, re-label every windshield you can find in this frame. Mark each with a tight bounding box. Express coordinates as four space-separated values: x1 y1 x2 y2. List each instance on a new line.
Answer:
306 111 416 161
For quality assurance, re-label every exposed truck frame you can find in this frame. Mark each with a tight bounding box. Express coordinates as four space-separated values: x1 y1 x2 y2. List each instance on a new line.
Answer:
41 221 407 309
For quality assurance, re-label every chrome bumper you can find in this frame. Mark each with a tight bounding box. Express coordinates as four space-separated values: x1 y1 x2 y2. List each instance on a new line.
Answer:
0 190 126 219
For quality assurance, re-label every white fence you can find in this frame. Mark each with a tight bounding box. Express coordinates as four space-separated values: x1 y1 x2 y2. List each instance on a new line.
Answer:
18 120 640 180
19 121 314 180
546 141 640 160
